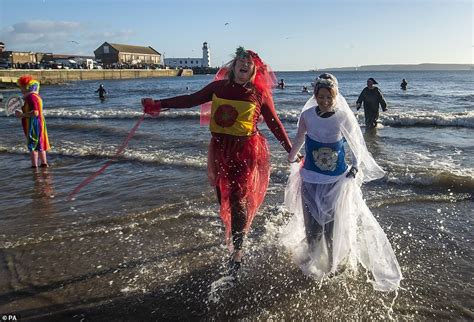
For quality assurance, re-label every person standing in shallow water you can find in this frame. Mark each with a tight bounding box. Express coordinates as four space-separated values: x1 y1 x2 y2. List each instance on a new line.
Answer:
15 75 51 168
141 46 293 278
356 77 387 130
96 84 107 100
282 73 401 291
400 78 408 90
277 78 285 89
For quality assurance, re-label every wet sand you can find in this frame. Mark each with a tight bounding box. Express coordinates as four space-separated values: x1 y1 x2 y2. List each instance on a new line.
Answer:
1 190 472 321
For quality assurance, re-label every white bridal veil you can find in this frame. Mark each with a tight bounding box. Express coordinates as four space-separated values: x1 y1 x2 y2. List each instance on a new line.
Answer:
282 90 402 292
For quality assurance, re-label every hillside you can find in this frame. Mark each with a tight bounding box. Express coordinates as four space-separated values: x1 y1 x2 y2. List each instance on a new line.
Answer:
318 63 472 71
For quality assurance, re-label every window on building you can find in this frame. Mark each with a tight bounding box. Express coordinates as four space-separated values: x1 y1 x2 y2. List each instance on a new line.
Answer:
104 46 109 54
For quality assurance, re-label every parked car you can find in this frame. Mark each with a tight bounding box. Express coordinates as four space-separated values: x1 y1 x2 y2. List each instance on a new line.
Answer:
0 61 11 69
51 63 64 69
39 62 53 69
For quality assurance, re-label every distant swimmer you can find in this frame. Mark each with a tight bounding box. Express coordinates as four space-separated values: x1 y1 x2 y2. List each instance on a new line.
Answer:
96 84 107 101
277 78 285 89
356 77 387 131
400 78 408 90
302 86 309 93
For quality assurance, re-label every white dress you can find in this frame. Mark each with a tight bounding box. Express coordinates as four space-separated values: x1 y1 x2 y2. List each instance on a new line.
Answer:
281 94 402 292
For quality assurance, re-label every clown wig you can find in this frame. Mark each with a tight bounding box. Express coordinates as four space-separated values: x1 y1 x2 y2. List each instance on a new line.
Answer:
17 75 40 93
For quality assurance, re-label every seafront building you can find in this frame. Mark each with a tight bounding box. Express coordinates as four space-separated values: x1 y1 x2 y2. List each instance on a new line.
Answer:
0 42 40 67
0 40 213 70
0 42 95 69
164 42 211 68
93 42 161 67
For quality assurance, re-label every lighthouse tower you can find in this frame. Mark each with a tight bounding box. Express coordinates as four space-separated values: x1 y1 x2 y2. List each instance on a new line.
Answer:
202 42 210 67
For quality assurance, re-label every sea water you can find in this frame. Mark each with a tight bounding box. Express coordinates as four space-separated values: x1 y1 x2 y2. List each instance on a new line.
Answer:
0 70 472 319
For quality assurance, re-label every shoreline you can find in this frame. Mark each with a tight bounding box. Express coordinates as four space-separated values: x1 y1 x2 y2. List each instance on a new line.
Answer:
0 69 193 87
1 187 471 320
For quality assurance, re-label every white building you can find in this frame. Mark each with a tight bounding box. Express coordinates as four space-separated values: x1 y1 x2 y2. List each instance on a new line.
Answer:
164 42 210 68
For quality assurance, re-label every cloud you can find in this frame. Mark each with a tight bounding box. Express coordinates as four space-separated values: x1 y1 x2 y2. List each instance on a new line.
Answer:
0 19 136 55
1 20 82 52
11 20 80 33
100 30 135 39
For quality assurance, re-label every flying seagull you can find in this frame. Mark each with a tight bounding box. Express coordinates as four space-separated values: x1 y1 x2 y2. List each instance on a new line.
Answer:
69 40 79 44
224 22 229 26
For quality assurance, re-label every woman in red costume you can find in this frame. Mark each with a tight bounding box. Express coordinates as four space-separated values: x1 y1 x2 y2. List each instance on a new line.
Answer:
142 47 293 277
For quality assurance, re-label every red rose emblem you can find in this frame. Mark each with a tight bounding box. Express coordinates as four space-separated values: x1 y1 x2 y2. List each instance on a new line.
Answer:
214 104 238 127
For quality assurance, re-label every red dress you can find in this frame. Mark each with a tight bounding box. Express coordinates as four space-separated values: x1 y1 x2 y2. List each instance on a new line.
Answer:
161 80 291 244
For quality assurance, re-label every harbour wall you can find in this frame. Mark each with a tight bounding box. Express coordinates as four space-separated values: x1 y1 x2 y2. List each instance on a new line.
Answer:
0 69 193 87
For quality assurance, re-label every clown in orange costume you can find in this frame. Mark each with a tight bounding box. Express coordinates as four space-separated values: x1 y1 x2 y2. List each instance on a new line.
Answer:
142 47 293 277
16 75 51 168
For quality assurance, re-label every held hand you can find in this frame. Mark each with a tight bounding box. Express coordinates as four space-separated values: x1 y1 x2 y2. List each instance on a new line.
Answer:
346 166 358 178
356 103 361 111
141 98 162 117
14 110 23 118
296 153 304 162
288 153 304 163
382 107 388 112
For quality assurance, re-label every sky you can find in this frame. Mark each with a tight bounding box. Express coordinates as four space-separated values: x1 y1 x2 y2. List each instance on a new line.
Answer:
0 0 472 71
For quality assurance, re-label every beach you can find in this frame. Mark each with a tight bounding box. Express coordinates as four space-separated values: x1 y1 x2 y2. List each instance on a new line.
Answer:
0 71 472 320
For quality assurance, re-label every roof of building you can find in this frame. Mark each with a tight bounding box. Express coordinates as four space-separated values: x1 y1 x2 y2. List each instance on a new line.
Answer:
107 43 161 55
48 54 95 59
2 50 35 54
164 57 203 61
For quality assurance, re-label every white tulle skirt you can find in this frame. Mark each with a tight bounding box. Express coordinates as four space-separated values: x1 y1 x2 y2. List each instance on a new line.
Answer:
281 163 402 292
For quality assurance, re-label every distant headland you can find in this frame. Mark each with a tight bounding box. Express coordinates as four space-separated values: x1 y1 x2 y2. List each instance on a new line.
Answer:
318 63 473 71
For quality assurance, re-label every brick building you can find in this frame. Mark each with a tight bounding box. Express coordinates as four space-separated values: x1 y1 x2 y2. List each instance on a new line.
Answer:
94 42 161 67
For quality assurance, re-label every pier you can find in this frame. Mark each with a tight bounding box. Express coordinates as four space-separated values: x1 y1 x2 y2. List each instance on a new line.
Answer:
0 68 193 87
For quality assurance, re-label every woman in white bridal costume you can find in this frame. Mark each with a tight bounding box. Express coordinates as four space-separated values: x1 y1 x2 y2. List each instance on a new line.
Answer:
282 73 402 291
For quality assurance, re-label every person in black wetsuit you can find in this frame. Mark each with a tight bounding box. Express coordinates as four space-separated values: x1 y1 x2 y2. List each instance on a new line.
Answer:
277 78 285 89
356 78 387 130
96 84 107 100
400 78 408 90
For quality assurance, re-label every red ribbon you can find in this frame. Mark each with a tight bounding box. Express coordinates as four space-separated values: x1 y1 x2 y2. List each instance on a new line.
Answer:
68 113 146 201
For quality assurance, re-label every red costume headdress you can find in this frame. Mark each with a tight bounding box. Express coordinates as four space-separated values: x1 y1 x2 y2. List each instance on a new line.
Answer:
200 47 276 125
231 46 276 96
